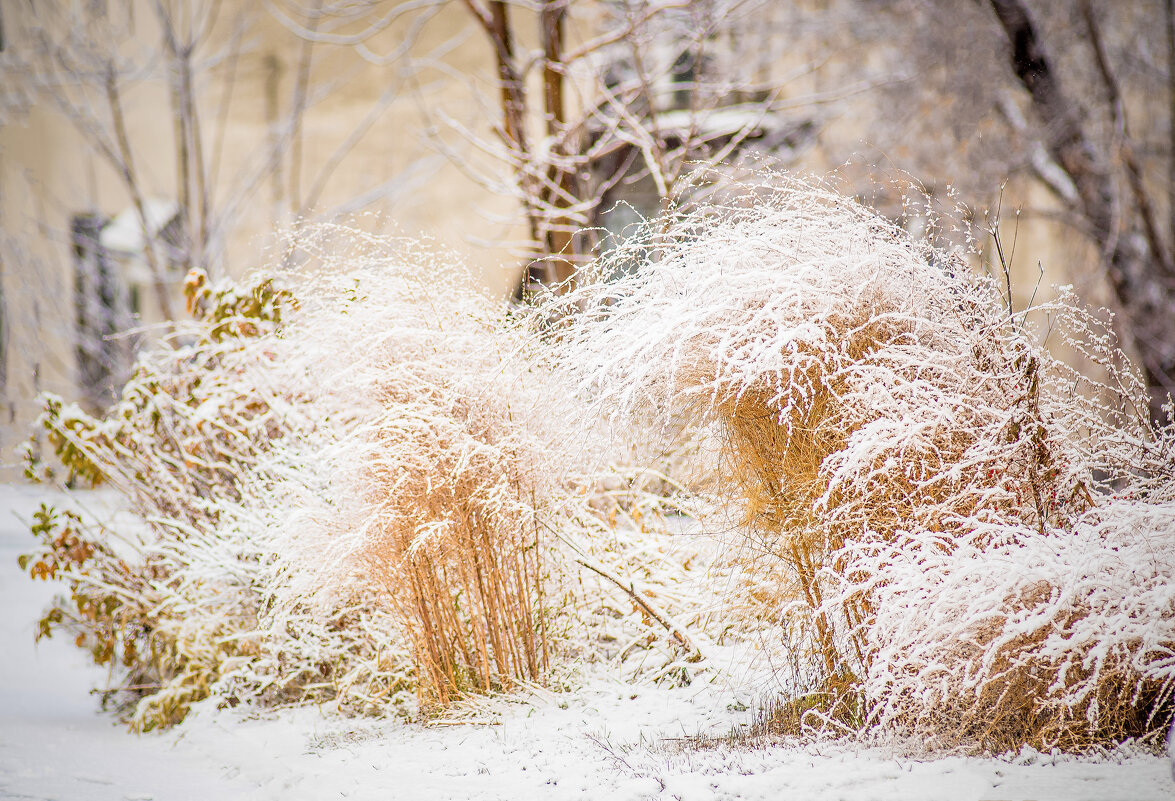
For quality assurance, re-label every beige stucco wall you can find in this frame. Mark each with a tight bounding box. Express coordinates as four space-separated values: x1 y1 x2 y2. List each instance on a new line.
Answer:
0 0 537 467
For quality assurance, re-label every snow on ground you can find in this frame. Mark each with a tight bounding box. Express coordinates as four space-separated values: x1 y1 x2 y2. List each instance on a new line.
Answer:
1 483 1172 801
0 484 255 801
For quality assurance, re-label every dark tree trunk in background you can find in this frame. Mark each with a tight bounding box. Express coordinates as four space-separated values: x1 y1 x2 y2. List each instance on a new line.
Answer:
464 0 579 293
989 0 1175 423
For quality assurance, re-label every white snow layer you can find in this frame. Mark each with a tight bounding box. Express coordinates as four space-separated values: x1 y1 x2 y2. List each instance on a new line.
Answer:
2 484 1172 801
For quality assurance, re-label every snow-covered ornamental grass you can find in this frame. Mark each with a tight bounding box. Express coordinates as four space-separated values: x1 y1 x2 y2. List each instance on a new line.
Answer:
20 226 713 732
20 234 551 727
19 180 1175 753
542 179 1175 751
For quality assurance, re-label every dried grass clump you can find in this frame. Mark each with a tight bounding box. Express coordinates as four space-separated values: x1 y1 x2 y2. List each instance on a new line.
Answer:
543 176 1175 750
322 319 557 704
358 408 549 702
215 230 594 711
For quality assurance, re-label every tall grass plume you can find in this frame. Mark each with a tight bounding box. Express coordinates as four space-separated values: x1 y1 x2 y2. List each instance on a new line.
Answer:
542 176 1175 750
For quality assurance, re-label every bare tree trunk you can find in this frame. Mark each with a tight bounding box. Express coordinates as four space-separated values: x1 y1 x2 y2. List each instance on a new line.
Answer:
156 0 200 275
264 54 285 219
289 0 322 216
464 0 583 291
988 0 1175 422
1080 0 1170 271
485 2 529 160
472 0 537 245
105 65 176 321
537 0 578 286
1167 0 1175 263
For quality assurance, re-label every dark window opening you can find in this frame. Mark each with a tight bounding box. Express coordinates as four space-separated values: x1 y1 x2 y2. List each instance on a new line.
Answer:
72 213 134 411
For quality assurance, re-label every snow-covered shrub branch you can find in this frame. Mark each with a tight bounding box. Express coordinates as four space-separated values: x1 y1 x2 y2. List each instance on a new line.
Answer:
541 177 1175 750
20 273 296 729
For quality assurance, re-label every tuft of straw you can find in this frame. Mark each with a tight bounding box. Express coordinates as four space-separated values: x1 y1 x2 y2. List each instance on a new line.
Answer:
219 231 584 710
544 176 1175 750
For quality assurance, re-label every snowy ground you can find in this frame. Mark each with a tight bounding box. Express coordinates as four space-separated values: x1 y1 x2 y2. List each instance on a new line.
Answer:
2 483 1173 801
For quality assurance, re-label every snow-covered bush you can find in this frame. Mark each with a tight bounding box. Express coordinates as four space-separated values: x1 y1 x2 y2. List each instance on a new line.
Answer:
20 229 709 727
22 236 574 720
25 180 1171 752
21 273 295 729
225 230 589 708
226 230 721 707
542 177 1175 750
